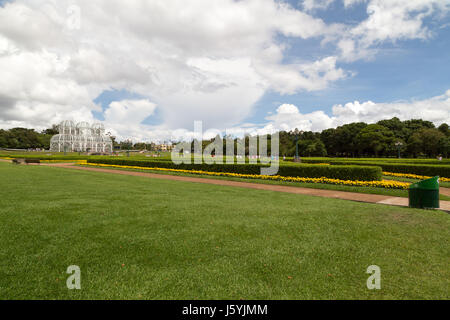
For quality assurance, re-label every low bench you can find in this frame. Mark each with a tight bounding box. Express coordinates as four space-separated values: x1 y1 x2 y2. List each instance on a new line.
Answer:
12 158 24 164
12 158 40 165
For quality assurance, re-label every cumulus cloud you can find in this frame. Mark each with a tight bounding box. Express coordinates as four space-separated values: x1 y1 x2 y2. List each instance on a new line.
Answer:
0 45 97 130
117 89 450 141
302 0 335 11
254 55 347 94
343 0 367 7
0 0 345 134
260 89 450 133
339 0 450 61
331 90 450 126
264 103 335 132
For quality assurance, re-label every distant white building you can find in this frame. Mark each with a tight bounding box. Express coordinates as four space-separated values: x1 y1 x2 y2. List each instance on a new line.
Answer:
156 143 174 152
50 120 113 153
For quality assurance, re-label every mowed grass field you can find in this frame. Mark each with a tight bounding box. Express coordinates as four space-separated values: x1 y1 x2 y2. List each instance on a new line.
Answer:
0 162 449 299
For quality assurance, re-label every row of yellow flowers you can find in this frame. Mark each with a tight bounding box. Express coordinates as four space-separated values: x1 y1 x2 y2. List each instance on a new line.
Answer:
85 162 410 189
383 171 450 182
0 157 88 165
40 159 88 164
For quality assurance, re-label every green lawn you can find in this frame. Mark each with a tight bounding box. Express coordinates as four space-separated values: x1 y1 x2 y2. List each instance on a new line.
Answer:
79 164 450 201
0 162 449 299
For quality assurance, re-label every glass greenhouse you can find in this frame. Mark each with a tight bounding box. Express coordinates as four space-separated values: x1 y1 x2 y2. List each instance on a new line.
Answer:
50 120 113 153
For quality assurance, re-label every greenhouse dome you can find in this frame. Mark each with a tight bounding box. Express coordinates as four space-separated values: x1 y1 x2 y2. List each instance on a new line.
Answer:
50 120 113 153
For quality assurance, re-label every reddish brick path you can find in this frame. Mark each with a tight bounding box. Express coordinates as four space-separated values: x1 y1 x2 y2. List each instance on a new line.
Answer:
440 187 450 197
39 162 450 212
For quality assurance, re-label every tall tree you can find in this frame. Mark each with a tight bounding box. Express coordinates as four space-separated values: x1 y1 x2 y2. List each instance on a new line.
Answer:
355 124 394 157
438 123 449 136
334 122 367 157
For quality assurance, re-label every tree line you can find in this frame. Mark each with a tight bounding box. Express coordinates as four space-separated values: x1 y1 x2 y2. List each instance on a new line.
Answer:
316 118 449 158
1 117 449 158
0 126 58 150
193 118 449 158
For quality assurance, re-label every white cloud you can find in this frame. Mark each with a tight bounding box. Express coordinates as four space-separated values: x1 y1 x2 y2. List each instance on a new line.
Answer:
265 105 334 132
331 90 450 126
339 0 450 61
104 99 156 126
302 0 335 11
260 89 450 133
276 104 300 114
254 55 347 94
0 0 346 136
112 89 450 141
0 46 97 130
343 0 367 8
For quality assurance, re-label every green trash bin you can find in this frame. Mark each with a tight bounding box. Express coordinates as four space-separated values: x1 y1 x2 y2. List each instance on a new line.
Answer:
408 176 440 209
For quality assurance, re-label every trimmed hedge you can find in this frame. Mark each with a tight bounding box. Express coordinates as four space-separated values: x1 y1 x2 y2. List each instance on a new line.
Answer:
87 159 382 181
298 158 450 177
326 161 450 177
299 159 450 177
24 159 41 164
0 154 175 161
300 158 450 165
0 154 90 160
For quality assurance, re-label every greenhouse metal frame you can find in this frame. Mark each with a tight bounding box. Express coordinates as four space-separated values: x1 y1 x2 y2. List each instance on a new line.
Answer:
50 120 113 153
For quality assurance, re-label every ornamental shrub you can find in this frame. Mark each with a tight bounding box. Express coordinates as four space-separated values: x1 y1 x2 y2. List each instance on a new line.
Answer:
87 158 382 181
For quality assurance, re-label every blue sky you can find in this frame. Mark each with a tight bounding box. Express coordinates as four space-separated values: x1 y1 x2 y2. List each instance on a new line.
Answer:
241 0 450 129
250 24 450 119
0 0 449 141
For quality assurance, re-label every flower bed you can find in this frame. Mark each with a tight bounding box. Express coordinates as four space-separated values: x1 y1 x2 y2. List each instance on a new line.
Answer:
87 158 382 181
383 171 450 182
300 159 450 178
40 159 88 164
85 162 409 189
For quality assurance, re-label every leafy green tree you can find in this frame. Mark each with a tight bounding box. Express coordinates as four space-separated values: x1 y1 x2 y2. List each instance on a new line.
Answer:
279 131 295 156
38 134 52 149
403 119 435 131
418 129 445 157
406 134 423 158
299 139 327 156
120 139 133 150
320 128 338 156
133 142 148 150
439 136 450 158
406 128 445 157
334 122 367 157
377 117 409 141
355 124 394 157
438 123 449 136
3 128 42 149
0 129 7 148
42 125 59 135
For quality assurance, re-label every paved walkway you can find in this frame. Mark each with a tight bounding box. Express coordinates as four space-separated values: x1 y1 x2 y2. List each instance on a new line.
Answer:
440 187 450 197
41 162 450 212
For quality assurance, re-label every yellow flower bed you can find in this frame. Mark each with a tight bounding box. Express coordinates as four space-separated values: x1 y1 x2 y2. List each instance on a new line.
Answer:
0 158 88 165
40 159 88 164
383 171 450 182
85 162 410 189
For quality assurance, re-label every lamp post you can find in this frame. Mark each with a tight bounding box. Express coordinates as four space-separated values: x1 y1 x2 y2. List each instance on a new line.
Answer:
291 130 304 162
395 141 403 159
